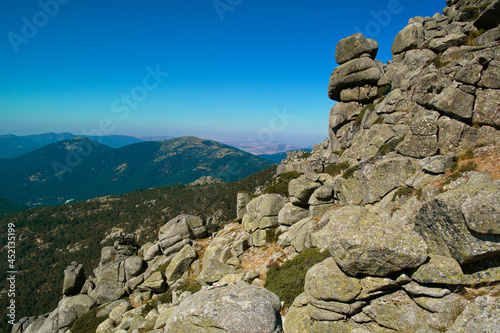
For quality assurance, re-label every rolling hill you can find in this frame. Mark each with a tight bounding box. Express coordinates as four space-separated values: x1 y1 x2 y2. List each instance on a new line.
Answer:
0 136 274 206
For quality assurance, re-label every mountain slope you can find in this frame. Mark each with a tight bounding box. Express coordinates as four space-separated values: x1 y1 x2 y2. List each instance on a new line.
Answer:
0 132 147 158
0 136 274 206
0 165 277 327
0 197 28 216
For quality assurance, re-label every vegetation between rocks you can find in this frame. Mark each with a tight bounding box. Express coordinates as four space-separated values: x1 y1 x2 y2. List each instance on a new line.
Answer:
265 248 330 308
263 171 301 196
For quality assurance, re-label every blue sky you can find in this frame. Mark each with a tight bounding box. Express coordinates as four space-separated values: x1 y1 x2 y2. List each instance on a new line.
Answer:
0 0 444 146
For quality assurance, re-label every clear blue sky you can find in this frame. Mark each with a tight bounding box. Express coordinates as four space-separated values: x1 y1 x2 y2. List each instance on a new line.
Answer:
0 0 444 146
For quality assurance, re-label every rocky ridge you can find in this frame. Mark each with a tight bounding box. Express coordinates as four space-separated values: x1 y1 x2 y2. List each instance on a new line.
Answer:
14 0 500 332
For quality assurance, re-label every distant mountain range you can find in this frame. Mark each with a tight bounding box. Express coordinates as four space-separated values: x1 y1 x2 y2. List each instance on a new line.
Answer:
0 133 310 159
220 138 311 155
0 136 273 207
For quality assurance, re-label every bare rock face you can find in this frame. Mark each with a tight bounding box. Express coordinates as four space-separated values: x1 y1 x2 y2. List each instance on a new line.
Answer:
416 173 500 264
335 33 378 65
315 205 428 276
164 284 283 333
62 262 85 296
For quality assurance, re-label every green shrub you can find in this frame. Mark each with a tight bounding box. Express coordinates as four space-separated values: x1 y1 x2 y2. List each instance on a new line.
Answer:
156 291 173 304
458 161 477 173
378 137 404 156
355 104 375 125
155 261 171 274
70 307 107 333
278 171 301 181
324 162 350 177
265 248 330 308
428 53 451 69
459 149 475 160
263 171 301 196
449 162 459 173
377 85 391 97
342 165 359 179
373 116 384 125
177 278 202 294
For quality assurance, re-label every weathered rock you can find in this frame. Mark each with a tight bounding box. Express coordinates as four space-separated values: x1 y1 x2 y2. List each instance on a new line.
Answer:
462 189 500 234
315 205 428 276
335 33 378 65
237 192 251 220
411 255 466 285
159 214 206 241
402 281 450 297
278 202 310 226
304 258 361 303
62 262 85 296
288 176 321 205
421 155 454 174
361 156 415 204
124 256 145 280
243 194 287 232
392 22 425 55
415 174 500 264
429 33 467 52
164 245 197 283
397 134 439 158
328 58 384 101
474 0 500 30
329 102 361 129
447 295 500 332
251 229 268 247
363 291 435 332
333 177 364 205
473 88 500 128
164 284 282 333
139 271 167 293
478 60 500 89
199 259 236 284
57 295 97 329
429 83 475 120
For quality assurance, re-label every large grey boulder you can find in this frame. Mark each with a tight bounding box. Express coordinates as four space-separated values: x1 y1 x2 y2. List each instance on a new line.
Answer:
447 295 500 332
360 156 415 204
243 194 287 232
362 291 436 331
304 258 361 303
328 58 385 101
164 244 197 283
415 173 500 264
57 295 97 329
315 205 428 276
429 83 475 120
237 192 252 220
328 102 361 130
335 33 378 65
391 22 425 55
124 256 145 280
164 284 282 333
199 259 236 284
288 176 321 205
139 271 167 293
429 33 467 52
159 214 206 240
62 262 85 296
278 202 310 226
473 88 500 128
